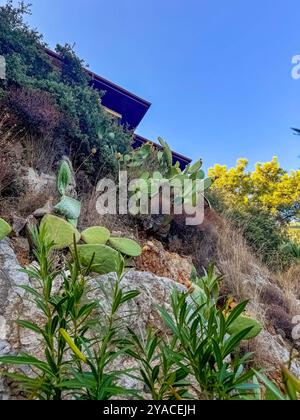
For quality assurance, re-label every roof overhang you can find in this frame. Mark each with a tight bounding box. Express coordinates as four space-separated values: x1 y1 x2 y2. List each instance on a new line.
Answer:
45 48 191 168
45 48 151 129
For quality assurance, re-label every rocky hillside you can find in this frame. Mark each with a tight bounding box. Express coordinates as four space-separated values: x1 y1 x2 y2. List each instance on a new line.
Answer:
1 2 300 400
0 163 300 399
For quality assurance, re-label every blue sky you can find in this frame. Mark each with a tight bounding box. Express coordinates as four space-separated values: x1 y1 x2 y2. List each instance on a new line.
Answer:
21 0 300 171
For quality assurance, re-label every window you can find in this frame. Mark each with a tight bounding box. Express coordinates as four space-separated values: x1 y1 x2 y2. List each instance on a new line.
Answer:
103 106 122 123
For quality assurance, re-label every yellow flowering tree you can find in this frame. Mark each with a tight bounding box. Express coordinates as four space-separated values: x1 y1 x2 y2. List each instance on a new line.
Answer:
208 157 300 217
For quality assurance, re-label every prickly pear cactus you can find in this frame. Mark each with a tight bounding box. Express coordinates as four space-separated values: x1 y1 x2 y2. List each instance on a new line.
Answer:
81 226 111 244
227 315 262 340
120 143 152 168
57 160 72 196
54 196 81 221
119 136 212 218
75 244 119 274
40 214 80 250
0 218 12 241
108 237 142 257
54 160 81 227
158 136 173 170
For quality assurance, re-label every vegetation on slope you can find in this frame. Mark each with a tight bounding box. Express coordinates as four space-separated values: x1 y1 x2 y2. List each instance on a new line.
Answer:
208 158 300 270
0 1 132 178
0 1 300 401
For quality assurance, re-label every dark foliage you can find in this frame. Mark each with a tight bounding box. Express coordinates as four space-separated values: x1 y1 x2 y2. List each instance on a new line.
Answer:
265 305 293 341
227 207 293 269
0 1 132 179
4 86 62 135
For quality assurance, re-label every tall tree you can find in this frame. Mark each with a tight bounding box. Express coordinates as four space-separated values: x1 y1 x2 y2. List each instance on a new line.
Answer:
209 157 300 221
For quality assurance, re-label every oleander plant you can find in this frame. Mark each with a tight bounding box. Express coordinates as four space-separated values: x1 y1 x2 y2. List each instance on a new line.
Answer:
1 227 292 400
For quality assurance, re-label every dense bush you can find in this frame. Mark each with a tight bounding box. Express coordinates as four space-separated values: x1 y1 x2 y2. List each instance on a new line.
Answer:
206 190 293 270
4 86 62 136
0 1 132 178
209 157 300 221
0 229 264 400
0 110 22 197
227 207 293 269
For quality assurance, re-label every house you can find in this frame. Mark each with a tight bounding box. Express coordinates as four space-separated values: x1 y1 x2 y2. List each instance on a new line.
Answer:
46 49 191 170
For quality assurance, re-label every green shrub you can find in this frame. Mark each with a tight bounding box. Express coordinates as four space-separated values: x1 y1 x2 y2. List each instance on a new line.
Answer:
288 222 300 244
0 231 267 400
127 265 262 400
281 241 300 259
0 1 132 179
0 227 138 400
227 207 293 269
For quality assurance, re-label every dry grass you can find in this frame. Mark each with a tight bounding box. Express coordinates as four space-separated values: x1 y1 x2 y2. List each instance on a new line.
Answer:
78 187 141 239
216 221 266 299
0 111 23 196
21 133 63 174
0 189 54 223
168 210 219 273
215 215 300 352
274 263 300 314
169 208 266 305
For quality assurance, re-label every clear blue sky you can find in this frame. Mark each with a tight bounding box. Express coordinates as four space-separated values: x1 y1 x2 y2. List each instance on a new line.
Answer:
20 0 300 171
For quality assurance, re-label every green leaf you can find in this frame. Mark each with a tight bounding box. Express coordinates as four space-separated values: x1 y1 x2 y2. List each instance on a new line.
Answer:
189 159 203 174
147 335 159 361
140 369 152 391
75 244 119 274
120 290 140 304
227 316 262 340
19 285 42 299
50 315 59 335
57 160 72 196
54 196 81 221
78 302 97 319
157 306 177 335
225 301 248 328
59 329 87 363
0 354 55 376
16 320 43 335
40 214 81 250
254 370 285 400
0 218 12 240
151 365 160 383
81 226 110 245
108 237 142 257
212 339 223 369
222 327 254 358
45 348 58 374
203 177 213 190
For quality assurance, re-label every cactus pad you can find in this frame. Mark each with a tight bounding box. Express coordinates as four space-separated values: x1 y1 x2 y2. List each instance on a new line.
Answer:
75 244 119 274
40 214 80 249
108 237 142 257
81 226 110 244
0 218 12 241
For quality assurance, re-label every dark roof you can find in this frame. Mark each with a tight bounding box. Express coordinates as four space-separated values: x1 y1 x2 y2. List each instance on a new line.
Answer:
45 48 151 129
